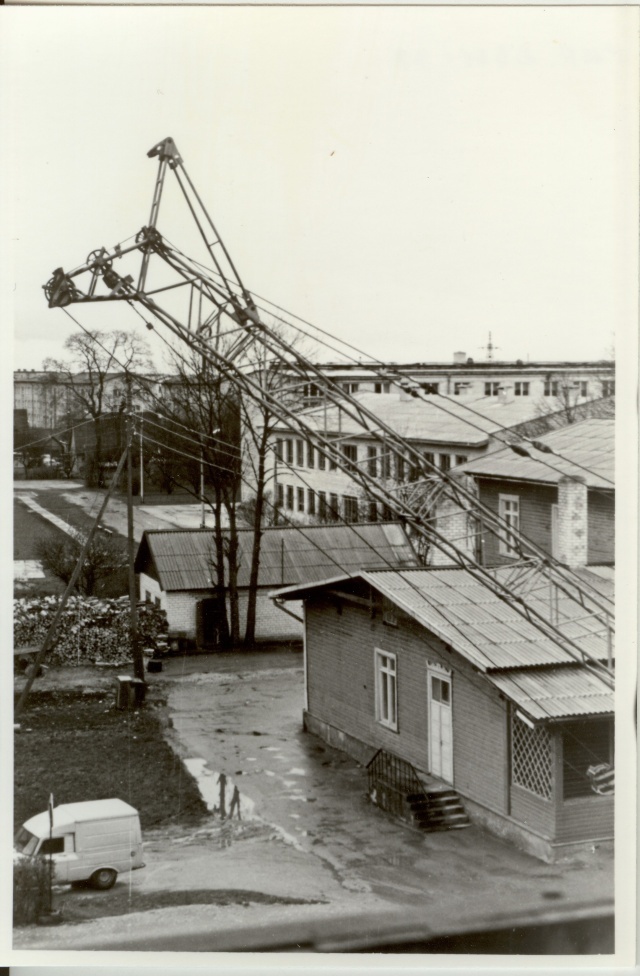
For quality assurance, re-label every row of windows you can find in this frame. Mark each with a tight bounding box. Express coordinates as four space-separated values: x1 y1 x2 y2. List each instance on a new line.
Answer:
304 379 614 399
303 381 394 400
275 484 396 523
275 439 467 478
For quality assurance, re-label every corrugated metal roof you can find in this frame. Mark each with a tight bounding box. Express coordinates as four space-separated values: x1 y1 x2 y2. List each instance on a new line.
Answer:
137 523 417 592
274 566 614 673
273 393 547 448
461 419 614 488
488 667 613 720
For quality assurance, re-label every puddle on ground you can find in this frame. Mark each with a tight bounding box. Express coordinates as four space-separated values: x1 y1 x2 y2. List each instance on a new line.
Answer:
183 758 257 820
184 758 311 855
287 768 307 776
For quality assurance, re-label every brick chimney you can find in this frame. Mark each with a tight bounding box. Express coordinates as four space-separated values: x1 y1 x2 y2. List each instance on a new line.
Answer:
453 351 466 365
431 496 475 566
556 475 588 567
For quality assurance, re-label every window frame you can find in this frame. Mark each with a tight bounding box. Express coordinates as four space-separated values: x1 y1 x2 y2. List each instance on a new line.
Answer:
296 487 305 513
375 649 398 731
343 495 359 523
498 493 520 556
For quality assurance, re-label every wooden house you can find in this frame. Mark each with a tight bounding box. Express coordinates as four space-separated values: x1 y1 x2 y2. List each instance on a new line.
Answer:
458 418 614 568
273 566 614 862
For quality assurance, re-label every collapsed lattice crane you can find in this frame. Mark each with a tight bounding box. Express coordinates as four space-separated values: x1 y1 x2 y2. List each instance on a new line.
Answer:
44 137 614 688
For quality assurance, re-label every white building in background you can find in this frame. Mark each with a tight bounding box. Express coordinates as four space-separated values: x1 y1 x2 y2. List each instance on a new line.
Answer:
265 390 560 525
291 355 615 406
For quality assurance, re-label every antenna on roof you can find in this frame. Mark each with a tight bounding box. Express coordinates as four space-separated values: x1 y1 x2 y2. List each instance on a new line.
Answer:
479 332 500 362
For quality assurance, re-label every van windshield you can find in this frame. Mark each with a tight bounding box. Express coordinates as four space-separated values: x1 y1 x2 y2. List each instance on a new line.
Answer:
14 827 39 856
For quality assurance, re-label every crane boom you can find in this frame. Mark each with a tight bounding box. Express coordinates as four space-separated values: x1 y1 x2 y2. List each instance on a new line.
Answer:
43 138 614 688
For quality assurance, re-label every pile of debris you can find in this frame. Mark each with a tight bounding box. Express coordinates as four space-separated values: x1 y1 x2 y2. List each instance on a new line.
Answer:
14 595 168 667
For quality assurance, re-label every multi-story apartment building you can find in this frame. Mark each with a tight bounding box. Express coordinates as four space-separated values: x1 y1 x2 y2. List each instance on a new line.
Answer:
267 389 566 525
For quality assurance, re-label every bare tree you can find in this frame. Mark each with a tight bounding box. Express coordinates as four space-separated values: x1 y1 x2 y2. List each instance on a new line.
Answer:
146 350 243 646
44 330 152 487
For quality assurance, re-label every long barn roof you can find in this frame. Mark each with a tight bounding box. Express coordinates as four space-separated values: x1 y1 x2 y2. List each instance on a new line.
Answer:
135 522 418 592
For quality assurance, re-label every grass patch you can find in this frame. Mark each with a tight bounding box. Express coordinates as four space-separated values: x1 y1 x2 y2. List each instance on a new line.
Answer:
14 689 208 833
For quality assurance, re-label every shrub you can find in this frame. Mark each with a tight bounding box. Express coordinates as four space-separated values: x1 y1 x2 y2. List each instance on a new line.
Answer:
13 856 51 926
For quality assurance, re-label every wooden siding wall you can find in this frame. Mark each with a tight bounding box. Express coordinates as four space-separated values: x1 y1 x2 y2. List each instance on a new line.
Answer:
556 797 614 842
587 490 615 564
305 593 509 815
478 480 557 566
510 785 556 839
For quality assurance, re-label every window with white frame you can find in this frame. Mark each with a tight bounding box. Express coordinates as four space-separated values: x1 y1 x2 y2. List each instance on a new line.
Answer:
602 380 615 397
375 649 398 730
297 487 305 512
485 382 500 396
286 485 294 510
307 442 315 468
276 483 284 508
498 494 520 556
318 449 326 470
440 454 451 473
307 489 316 516
286 439 294 465
275 438 284 461
367 446 377 477
543 380 559 397
296 439 304 467
579 381 588 398
514 381 529 396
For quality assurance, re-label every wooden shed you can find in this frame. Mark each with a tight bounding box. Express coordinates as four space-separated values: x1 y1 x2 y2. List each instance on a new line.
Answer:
274 566 614 862
134 522 418 646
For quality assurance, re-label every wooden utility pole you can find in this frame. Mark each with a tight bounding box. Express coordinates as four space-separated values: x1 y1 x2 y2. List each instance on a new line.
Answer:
127 397 145 685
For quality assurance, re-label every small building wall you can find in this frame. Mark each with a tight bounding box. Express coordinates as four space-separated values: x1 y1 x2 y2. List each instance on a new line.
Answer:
587 490 615 565
477 479 557 565
138 572 301 642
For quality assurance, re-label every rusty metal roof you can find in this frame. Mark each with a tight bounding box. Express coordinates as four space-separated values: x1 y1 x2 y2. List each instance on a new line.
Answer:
461 419 614 488
274 566 614 674
135 523 417 592
488 667 613 720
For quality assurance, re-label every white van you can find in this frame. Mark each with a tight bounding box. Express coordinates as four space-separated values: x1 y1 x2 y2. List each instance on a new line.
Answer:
14 798 144 889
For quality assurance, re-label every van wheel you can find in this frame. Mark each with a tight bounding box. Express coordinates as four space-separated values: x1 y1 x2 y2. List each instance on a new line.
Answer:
90 868 117 890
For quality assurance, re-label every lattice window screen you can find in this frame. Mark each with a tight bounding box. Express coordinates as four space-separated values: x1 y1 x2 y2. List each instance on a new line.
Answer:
512 714 552 800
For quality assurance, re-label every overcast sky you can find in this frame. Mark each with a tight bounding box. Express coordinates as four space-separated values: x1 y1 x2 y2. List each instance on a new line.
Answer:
2 6 637 372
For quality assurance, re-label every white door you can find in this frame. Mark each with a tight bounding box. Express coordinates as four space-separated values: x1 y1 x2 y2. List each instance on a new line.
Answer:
428 671 453 784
